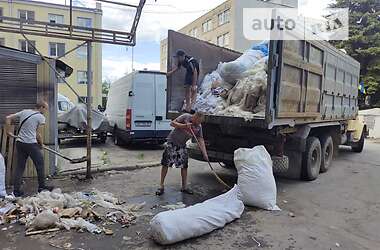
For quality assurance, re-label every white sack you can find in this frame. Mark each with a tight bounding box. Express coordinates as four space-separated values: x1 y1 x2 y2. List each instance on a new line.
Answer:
218 50 265 84
150 185 244 245
0 153 6 197
234 146 280 211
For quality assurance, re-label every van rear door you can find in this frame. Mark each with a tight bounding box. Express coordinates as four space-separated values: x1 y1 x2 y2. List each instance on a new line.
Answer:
154 73 171 137
132 72 155 136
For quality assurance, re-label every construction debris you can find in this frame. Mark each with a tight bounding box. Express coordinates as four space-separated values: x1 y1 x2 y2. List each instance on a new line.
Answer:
0 188 146 235
161 202 186 210
194 43 269 121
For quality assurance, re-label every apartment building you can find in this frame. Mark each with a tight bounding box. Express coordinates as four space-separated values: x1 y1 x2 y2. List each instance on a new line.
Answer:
160 0 298 71
0 0 103 106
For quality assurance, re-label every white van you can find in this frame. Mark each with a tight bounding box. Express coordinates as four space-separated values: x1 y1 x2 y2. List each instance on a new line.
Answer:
106 71 172 145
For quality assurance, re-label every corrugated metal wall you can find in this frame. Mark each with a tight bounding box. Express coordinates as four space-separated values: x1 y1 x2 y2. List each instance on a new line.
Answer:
0 47 57 181
0 58 38 124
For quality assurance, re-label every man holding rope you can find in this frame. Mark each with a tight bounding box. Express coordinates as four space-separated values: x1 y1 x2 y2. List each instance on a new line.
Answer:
156 112 209 196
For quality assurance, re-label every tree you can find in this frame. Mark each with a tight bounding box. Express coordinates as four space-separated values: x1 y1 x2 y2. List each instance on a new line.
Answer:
330 0 380 105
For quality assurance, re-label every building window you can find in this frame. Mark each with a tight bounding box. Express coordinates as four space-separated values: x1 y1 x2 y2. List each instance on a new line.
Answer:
77 17 92 28
19 40 36 53
49 42 65 57
77 71 88 84
189 28 198 38
0 8 3 23
0 38 4 46
18 10 35 21
202 19 213 33
217 33 230 47
218 9 230 26
76 43 87 57
48 14 64 24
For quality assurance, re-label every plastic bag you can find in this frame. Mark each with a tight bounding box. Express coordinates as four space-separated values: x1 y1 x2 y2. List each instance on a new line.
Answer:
150 185 244 245
29 210 59 230
59 218 102 234
234 146 280 211
218 49 265 84
252 41 269 56
0 153 6 197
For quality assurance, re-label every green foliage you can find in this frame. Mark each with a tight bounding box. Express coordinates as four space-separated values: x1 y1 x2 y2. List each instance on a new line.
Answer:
330 0 380 103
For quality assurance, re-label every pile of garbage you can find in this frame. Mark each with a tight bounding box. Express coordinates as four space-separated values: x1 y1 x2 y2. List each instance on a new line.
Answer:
194 42 269 121
0 188 146 236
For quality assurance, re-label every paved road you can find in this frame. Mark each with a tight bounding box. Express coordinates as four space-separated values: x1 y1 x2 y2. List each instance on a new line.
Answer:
58 138 163 172
2 141 380 250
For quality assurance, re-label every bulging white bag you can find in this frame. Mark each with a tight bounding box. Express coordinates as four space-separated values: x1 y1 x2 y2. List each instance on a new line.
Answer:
217 50 265 84
150 185 244 245
0 153 6 197
234 146 280 211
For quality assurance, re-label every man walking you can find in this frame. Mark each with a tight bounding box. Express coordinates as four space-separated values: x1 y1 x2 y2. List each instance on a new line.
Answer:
156 112 209 196
5 101 53 197
167 50 199 113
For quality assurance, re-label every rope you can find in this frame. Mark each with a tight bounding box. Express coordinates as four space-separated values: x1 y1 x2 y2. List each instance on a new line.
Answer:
189 127 231 189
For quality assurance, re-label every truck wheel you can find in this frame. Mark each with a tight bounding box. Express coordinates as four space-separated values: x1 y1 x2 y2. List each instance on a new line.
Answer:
272 156 289 174
351 131 364 153
302 137 321 181
320 135 333 173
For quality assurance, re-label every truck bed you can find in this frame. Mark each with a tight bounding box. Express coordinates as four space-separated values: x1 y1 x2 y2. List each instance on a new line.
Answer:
166 31 361 130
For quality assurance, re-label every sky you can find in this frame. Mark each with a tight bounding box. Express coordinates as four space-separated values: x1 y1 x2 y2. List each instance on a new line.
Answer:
32 0 334 82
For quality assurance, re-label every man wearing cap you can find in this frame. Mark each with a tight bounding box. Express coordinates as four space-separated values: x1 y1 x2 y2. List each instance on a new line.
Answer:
167 50 200 113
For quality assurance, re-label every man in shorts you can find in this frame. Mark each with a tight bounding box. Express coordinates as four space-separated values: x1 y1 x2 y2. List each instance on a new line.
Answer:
156 112 209 195
167 49 199 113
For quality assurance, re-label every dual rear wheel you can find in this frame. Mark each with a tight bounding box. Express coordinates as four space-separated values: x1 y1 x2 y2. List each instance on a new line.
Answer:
302 135 334 181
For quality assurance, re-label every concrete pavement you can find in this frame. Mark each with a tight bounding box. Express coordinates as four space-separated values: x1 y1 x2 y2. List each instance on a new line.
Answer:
1 141 380 249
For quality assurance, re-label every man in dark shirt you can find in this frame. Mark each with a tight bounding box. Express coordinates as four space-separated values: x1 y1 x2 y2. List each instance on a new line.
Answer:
167 50 200 113
156 112 209 196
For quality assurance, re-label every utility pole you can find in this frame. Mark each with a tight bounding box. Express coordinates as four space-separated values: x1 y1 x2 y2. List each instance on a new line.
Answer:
86 41 92 179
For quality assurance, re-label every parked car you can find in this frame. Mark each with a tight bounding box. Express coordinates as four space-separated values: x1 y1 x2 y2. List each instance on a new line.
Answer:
58 103 110 144
106 70 171 145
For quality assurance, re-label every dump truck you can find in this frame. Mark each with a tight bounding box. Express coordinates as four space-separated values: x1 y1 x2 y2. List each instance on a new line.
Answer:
166 30 367 181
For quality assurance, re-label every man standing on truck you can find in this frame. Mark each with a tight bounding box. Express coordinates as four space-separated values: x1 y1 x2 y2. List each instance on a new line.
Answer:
5 101 54 197
156 112 209 195
167 49 199 113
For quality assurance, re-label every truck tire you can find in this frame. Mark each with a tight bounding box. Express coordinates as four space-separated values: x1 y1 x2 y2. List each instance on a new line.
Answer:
272 156 289 174
320 135 333 173
302 137 321 181
351 131 364 153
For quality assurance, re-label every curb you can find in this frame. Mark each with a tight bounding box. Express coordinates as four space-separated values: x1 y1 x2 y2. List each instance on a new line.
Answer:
58 161 161 176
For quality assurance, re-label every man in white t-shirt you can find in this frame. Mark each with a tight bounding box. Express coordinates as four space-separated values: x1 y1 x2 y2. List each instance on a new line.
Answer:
5 101 53 197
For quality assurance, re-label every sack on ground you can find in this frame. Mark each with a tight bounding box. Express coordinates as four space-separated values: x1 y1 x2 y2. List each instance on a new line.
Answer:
150 185 244 245
234 146 280 211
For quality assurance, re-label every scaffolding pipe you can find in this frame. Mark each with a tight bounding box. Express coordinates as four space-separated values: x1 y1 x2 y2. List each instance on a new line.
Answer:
86 41 92 179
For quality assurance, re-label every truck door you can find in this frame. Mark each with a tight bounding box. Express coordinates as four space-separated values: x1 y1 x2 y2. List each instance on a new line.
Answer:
154 73 171 136
132 73 155 136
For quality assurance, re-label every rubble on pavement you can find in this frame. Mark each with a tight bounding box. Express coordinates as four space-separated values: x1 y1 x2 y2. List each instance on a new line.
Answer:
0 188 146 235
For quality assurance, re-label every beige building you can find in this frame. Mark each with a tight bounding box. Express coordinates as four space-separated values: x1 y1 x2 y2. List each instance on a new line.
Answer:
160 0 298 71
0 0 102 106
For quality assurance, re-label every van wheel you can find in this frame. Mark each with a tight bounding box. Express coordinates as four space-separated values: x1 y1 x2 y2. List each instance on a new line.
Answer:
113 129 123 146
302 137 321 181
351 131 365 153
320 135 333 173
